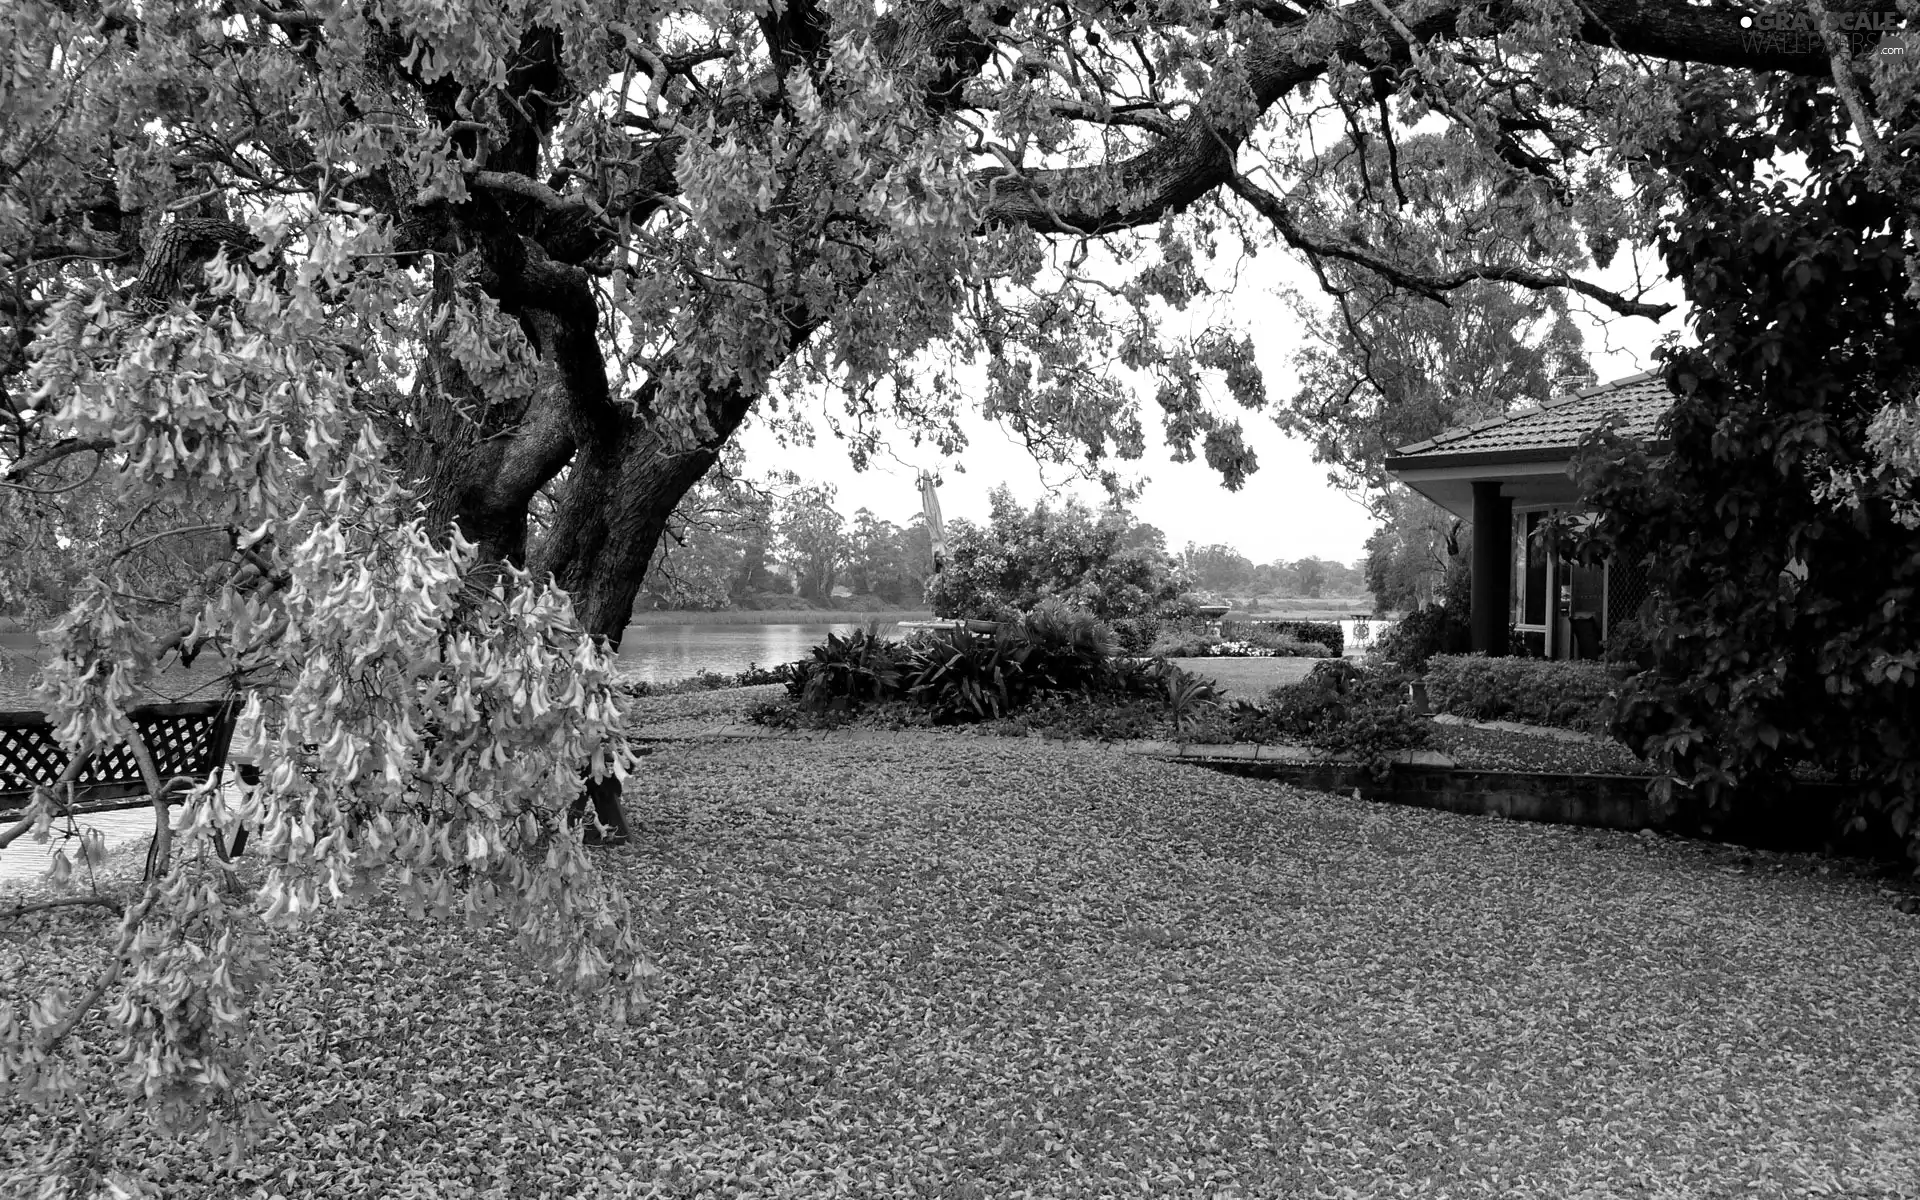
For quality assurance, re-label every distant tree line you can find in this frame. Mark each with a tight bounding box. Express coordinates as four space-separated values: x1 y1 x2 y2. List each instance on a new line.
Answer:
1175 542 1366 602
637 475 1360 612
636 466 937 610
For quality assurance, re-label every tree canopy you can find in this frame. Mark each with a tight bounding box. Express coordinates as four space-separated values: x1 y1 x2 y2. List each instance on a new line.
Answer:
1276 133 1596 499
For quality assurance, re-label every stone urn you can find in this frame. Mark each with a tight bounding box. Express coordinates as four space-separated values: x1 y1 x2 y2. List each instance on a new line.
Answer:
1195 603 1231 637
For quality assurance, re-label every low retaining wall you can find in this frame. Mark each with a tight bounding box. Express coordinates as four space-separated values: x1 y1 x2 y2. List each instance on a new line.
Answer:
1180 756 1905 861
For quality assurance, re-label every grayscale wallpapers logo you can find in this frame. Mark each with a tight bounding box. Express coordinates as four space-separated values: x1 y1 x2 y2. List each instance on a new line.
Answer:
1738 10 1912 55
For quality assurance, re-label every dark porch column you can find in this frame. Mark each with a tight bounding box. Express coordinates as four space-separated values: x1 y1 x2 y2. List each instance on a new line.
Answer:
1470 481 1513 656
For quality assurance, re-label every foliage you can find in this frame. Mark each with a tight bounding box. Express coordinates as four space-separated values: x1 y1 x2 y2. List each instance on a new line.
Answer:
1602 618 1653 668
1371 562 1473 670
926 488 1189 622
777 484 850 604
980 692 1172 741
1233 620 1345 656
1423 655 1618 734
2 254 651 1153
1277 133 1596 499
1575 73 1920 852
777 603 1151 724
1428 722 1654 776
1017 600 1118 693
1146 632 1332 659
616 663 789 699
1107 615 1164 656
903 627 1036 724
784 626 909 712
1238 665 1430 773
746 698 858 732
1178 543 1255 595
637 453 788 611
5 0 1915 1166
1365 487 1469 614
1158 662 1222 735
846 510 936 606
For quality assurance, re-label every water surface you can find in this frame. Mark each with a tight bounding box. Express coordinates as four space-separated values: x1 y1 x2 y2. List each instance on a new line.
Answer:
614 622 878 685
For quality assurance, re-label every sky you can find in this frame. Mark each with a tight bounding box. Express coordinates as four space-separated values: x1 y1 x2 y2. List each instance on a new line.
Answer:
735 242 1689 568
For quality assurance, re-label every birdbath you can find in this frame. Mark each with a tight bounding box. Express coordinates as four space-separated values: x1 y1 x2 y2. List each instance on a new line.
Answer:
1195 603 1231 637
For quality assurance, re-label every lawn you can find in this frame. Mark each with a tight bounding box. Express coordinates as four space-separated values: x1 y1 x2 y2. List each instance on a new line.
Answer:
5 729 1919 1197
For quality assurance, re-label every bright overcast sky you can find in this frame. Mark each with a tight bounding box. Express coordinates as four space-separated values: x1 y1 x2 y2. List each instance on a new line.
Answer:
738 242 1688 567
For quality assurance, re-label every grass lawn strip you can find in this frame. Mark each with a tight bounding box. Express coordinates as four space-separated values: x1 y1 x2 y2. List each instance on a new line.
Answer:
5 738 1918 1197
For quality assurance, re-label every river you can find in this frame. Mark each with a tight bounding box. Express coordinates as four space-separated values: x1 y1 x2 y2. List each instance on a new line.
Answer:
614 622 891 685
616 616 1396 683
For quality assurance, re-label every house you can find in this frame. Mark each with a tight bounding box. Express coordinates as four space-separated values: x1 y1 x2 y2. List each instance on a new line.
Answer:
1382 371 1670 659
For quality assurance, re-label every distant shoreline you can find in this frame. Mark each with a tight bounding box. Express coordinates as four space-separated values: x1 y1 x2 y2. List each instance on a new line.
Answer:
624 609 935 628
624 602 1380 628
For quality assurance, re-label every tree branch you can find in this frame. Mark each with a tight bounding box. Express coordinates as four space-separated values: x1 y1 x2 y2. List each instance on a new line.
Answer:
976 0 1833 236
1803 0 1920 300
2 895 125 922
4 436 113 481
1225 173 1673 318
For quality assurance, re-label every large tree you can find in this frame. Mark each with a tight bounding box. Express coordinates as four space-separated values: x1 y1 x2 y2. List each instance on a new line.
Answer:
3 0 1863 651
2 0 1913 1162
776 482 848 601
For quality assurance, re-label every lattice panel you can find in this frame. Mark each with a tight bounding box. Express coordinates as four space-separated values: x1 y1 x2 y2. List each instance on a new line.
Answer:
0 699 239 808
1607 557 1657 632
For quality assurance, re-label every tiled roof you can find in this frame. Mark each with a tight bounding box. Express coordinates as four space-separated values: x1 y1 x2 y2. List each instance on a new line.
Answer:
1385 371 1673 467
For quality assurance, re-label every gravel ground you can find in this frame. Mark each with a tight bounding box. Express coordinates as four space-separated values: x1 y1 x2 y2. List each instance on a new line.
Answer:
6 736 1918 1197
622 682 787 737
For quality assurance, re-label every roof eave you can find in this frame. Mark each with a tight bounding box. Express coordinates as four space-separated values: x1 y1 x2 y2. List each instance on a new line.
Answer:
1384 440 1671 474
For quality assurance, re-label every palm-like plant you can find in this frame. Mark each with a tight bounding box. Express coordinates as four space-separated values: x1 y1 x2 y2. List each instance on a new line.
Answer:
1159 662 1222 735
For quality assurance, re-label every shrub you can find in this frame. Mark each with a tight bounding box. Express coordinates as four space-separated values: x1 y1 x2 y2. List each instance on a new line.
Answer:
777 605 1129 725
1146 630 1220 657
1423 654 1617 733
1372 559 1471 669
1146 630 1331 659
1100 654 1168 698
1373 603 1468 670
925 487 1189 621
1158 661 1222 733
1603 617 1653 667
748 699 855 731
785 626 909 712
1018 599 1117 692
615 661 791 698
1233 619 1344 656
903 625 1034 723
1218 664 1430 774
1108 614 1163 655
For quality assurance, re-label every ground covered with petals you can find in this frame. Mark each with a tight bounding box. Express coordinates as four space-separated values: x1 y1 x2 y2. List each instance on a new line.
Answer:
5 735 1920 1198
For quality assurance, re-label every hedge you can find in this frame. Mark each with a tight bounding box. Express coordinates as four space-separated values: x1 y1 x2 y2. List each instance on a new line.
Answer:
1423 654 1618 734
1232 619 1344 656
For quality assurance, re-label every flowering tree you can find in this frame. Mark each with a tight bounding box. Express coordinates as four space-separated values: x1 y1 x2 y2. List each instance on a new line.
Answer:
0 0 1911 1168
